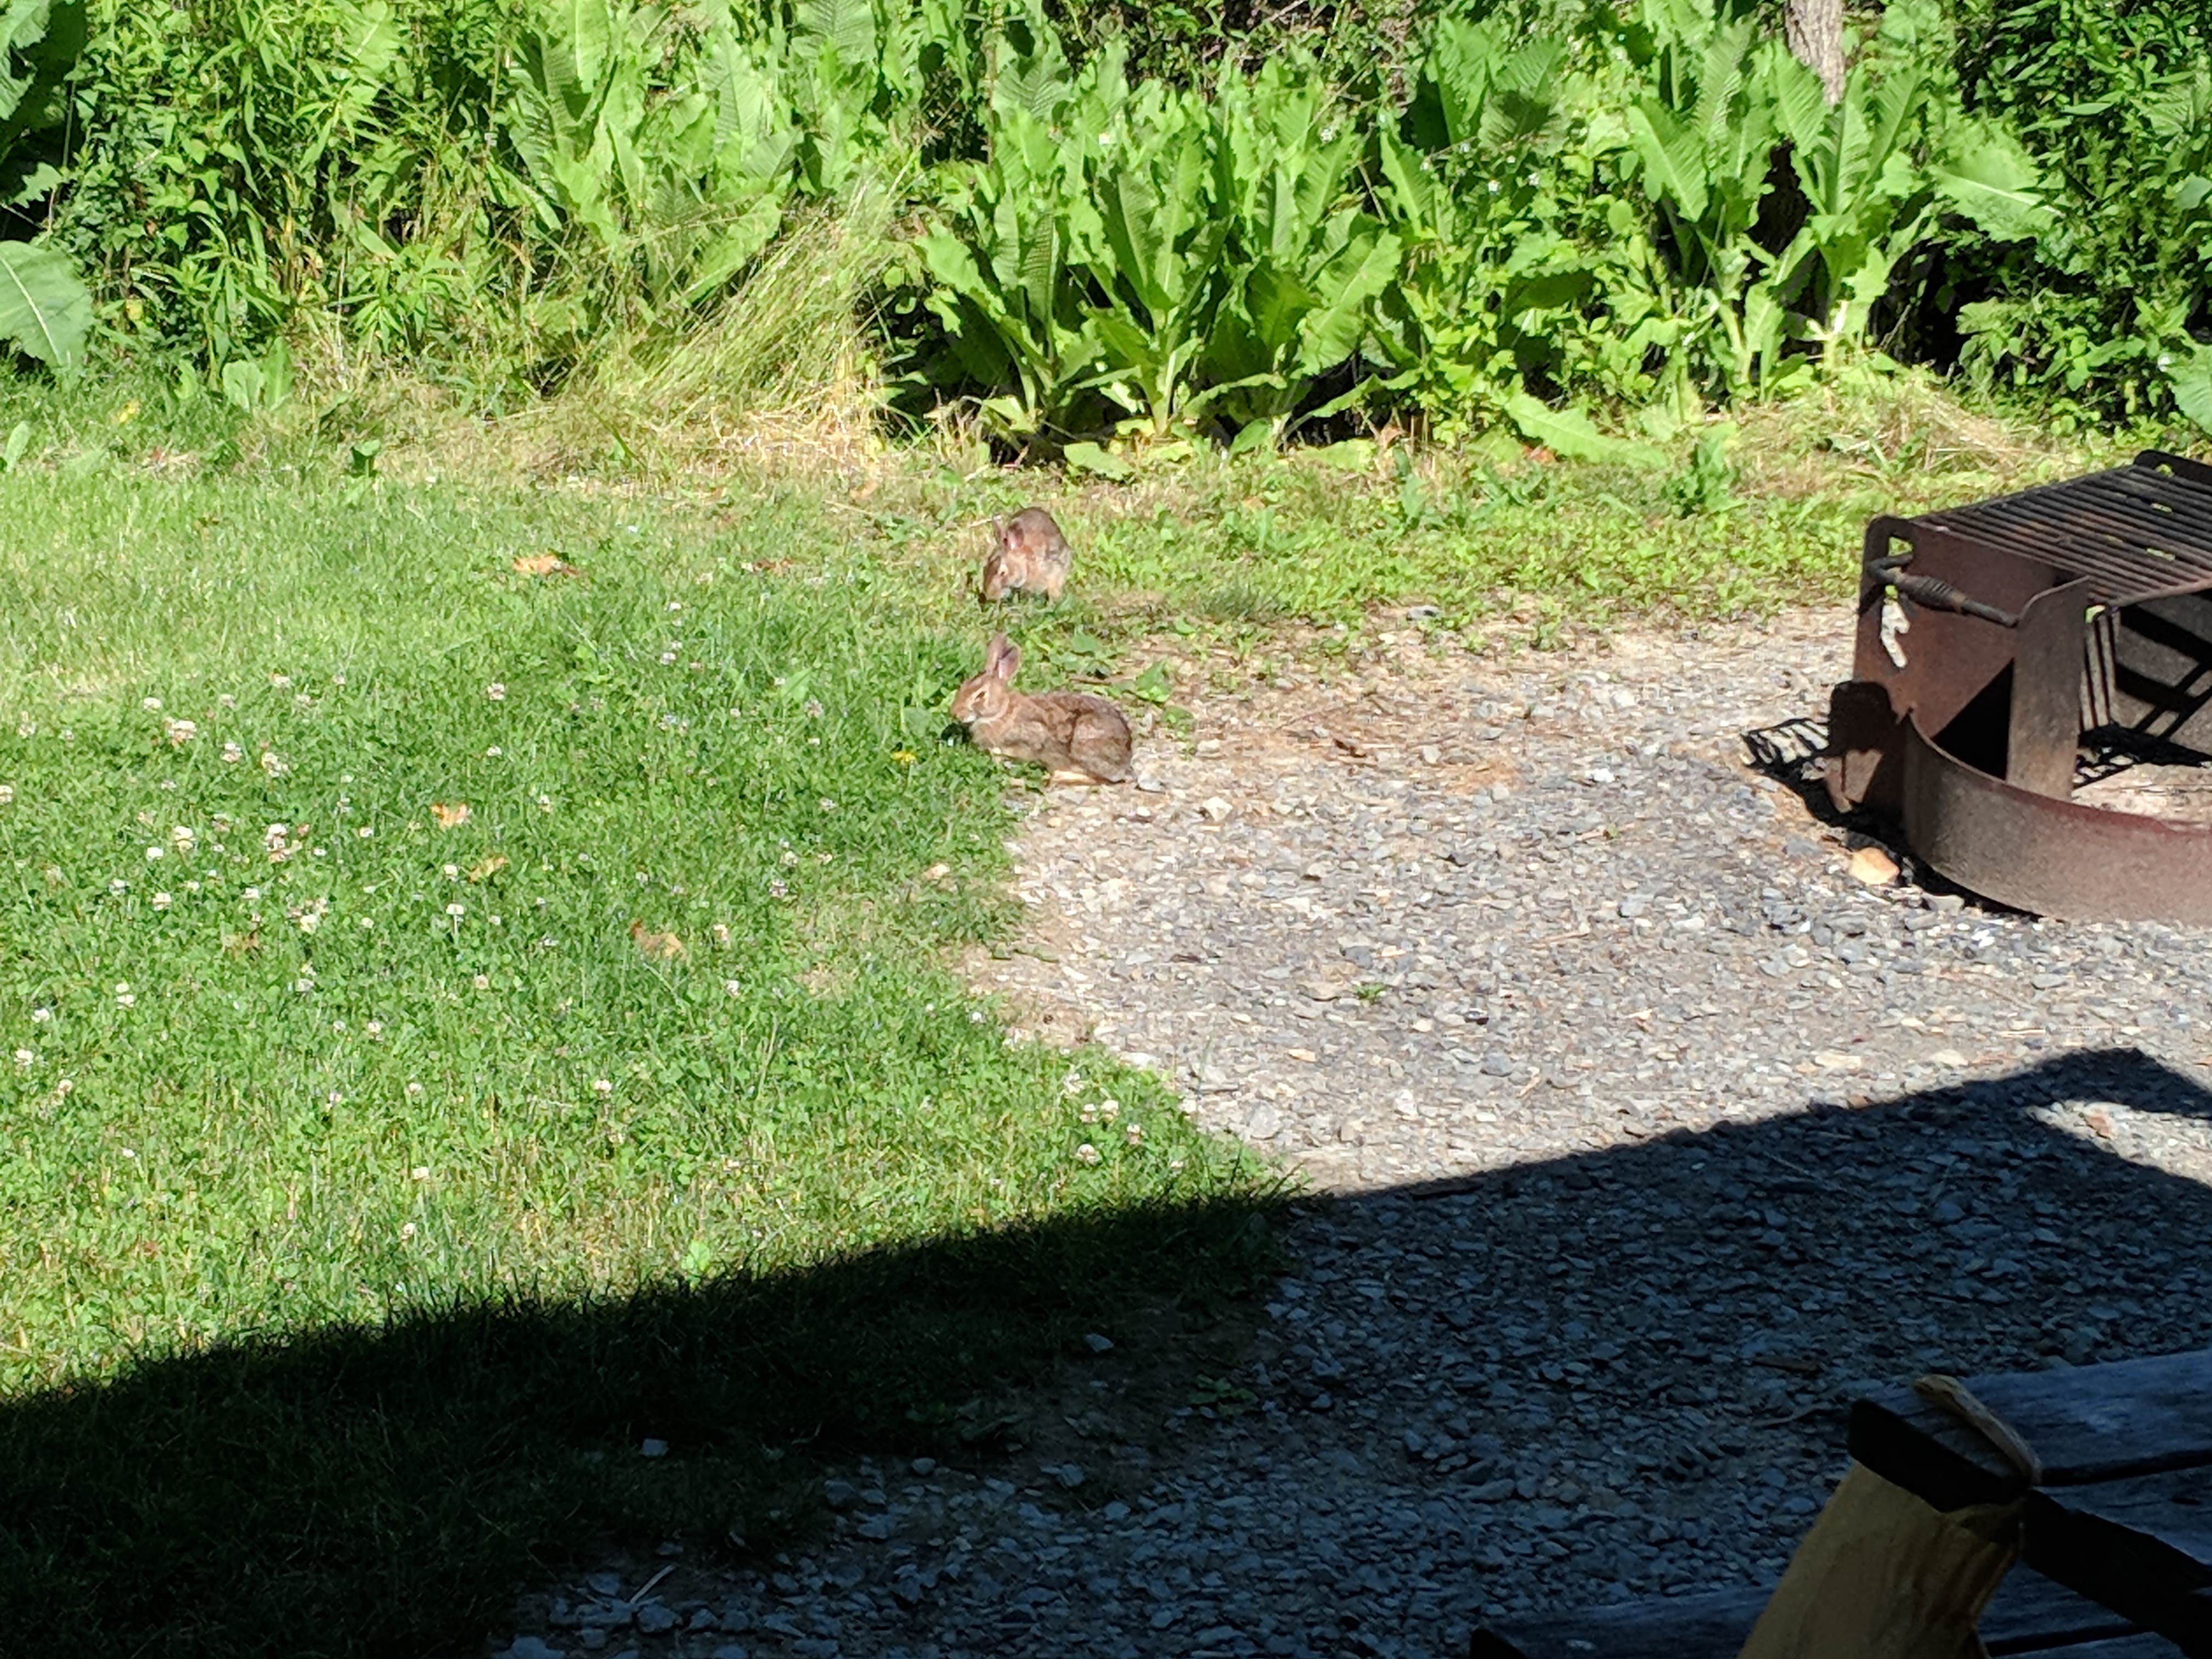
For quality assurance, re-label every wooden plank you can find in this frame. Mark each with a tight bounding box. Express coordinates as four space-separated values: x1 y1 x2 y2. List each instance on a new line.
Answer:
2057 1639 2188 1658
1467 1584 1758 1659
2025 1470 2212 1654
1852 1348 2212 1513
1465 1565 2136 1659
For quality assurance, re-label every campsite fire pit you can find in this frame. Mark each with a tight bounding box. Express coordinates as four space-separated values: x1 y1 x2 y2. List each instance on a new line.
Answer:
1824 449 2212 921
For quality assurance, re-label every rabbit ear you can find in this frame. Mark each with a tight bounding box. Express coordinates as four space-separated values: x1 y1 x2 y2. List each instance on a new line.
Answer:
988 632 1019 680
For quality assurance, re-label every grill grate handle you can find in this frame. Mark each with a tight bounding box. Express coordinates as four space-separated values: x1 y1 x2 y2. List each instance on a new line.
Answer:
1868 556 2021 628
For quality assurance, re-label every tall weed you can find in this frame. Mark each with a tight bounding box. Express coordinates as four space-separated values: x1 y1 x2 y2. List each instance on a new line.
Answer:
1940 0 2211 426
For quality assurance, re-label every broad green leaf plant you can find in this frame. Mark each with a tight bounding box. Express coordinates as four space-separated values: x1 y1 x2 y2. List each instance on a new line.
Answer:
0 0 88 370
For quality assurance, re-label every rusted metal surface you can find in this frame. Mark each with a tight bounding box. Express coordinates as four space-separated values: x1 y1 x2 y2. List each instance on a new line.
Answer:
1824 450 2212 921
1897 715 2212 922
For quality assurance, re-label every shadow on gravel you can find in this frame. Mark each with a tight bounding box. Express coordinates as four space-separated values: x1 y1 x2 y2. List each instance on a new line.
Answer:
6 1051 2210 1659
1279 1046 2212 1629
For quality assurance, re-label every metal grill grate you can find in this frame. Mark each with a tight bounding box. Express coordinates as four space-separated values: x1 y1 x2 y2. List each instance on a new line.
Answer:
1916 450 2212 606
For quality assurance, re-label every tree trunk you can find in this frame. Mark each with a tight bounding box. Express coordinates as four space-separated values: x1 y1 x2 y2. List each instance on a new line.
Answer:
1786 0 1847 104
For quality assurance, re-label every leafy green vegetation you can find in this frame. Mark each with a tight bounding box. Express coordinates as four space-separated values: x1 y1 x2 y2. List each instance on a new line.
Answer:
1 0 2197 437
1941 0 2212 429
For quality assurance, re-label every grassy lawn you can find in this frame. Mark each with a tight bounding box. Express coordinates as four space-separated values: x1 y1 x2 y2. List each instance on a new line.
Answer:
0 376 2118 1657
0 464 1269 1656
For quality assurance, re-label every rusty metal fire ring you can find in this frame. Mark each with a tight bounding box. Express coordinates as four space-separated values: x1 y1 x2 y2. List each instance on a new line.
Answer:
1894 712 2212 923
1824 449 2212 922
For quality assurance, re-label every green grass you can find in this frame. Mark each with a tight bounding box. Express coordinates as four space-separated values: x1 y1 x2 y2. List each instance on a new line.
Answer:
0 470 1256 1379
0 464 1272 1657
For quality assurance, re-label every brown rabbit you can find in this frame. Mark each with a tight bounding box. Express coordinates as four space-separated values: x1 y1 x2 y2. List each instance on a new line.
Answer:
951 633 1132 785
980 507 1073 604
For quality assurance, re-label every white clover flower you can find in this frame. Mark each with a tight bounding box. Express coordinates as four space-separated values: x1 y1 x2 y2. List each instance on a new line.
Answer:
405 1081 424 1098
472 973 490 989
486 682 506 701
171 826 195 849
218 695 236 710
0 784 12 806
270 674 291 689
411 1165 429 1180
13 721 31 737
592 1079 613 1096
222 742 244 764
110 879 128 895
358 826 373 838
12 1048 31 1068
446 902 465 918
54 1077 71 1097
114 983 135 1008
399 1221 416 1239
152 891 172 910
31 1007 50 1023
724 979 741 997
331 673 346 687
659 651 678 665
1125 1124 1144 1146
142 696 161 712
163 718 197 747
365 1021 382 1037
259 750 289 777
145 845 164 861
485 746 501 758
1074 1143 1101 1166
443 864 459 878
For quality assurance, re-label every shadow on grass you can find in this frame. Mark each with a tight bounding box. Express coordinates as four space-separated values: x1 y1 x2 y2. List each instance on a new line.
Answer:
8 1049 2212 1659
0 1194 1278 1659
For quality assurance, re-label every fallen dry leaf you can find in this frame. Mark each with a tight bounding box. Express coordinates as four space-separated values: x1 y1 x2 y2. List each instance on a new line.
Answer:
223 929 262 956
512 553 579 578
467 854 509 882
923 862 951 882
1847 845 1899 886
431 802 471 830
630 919 686 962
2083 1106 2115 1139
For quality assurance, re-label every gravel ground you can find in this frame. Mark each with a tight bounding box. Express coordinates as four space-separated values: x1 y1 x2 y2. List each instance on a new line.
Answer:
496 608 2212 1659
